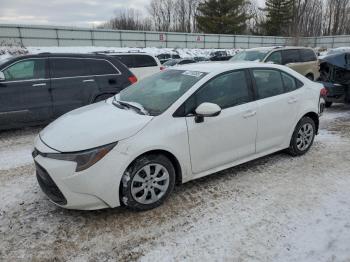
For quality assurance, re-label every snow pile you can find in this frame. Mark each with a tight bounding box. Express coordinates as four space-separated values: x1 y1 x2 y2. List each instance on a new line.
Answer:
326 47 350 55
0 46 28 61
0 46 238 60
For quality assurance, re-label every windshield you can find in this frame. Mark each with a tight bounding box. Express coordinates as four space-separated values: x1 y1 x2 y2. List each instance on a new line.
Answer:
230 50 270 62
118 69 207 116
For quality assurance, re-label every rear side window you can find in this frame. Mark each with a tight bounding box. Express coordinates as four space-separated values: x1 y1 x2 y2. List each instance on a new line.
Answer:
173 54 181 59
50 58 89 78
253 69 284 99
133 55 157 67
113 55 134 67
193 70 251 110
281 50 300 65
86 59 119 75
299 49 317 62
3 59 46 81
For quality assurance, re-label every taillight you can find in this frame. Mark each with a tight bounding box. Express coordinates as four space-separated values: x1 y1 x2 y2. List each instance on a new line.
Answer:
160 66 165 71
320 87 328 97
128 75 138 84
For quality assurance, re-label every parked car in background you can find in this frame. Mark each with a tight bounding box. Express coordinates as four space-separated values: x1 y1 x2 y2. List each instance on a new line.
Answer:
193 56 209 62
156 53 181 64
209 50 232 61
230 47 320 80
318 52 350 107
106 52 163 80
163 58 196 67
0 53 135 131
33 62 323 211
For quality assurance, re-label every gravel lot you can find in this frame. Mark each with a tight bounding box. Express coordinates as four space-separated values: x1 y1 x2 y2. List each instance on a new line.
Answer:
1 105 350 262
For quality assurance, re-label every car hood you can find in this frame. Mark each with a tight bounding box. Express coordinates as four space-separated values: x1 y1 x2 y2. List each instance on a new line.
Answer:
40 101 153 152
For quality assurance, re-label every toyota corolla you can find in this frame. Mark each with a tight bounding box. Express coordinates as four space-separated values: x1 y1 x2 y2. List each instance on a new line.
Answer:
33 62 324 211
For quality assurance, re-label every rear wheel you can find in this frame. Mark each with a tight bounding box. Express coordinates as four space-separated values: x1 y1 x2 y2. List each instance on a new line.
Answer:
121 154 175 211
287 117 316 156
325 102 333 108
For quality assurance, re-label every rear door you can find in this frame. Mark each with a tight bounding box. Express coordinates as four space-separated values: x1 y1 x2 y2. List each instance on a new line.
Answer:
251 68 300 153
86 58 125 95
298 49 319 80
0 58 52 128
49 57 99 118
281 49 304 75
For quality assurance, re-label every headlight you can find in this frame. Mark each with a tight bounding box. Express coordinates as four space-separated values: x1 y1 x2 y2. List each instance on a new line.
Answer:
44 142 117 172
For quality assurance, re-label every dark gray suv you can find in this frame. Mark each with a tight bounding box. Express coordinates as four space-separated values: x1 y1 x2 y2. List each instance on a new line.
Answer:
0 53 136 130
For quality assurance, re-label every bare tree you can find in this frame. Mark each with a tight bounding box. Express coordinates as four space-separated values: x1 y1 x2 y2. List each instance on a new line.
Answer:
100 8 152 31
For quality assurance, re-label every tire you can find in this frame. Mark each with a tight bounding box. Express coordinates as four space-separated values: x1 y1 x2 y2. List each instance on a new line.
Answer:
94 94 113 103
306 74 314 81
121 154 176 211
287 117 316 156
325 102 333 108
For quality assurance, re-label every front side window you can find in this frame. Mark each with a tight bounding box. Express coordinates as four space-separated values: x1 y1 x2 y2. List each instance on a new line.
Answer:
3 59 46 81
265 51 282 64
119 69 207 116
253 69 284 99
191 70 251 111
50 58 89 78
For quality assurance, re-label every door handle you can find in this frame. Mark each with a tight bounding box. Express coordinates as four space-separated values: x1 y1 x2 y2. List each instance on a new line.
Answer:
32 83 46 87
243 110 256 118
288 98 298 104
83 79 95 83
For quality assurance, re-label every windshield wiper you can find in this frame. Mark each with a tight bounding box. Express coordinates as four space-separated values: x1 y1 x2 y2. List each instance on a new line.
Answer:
113 98 149 115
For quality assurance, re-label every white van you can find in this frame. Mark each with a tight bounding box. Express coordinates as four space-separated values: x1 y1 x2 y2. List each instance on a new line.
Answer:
108 53 163 80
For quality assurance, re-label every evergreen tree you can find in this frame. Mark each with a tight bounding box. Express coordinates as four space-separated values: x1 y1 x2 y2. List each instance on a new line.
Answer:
196 0 250 34
263 0 294 36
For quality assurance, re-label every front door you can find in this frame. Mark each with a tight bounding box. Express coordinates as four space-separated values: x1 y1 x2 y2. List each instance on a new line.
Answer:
0 58 52 128
251 69 300 153
185 70 257 174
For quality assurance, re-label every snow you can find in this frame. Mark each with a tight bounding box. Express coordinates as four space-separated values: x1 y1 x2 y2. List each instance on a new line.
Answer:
0 106 350 261
0 46 238 61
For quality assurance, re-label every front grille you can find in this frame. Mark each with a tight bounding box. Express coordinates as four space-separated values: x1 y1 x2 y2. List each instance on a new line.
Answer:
35 162 67 205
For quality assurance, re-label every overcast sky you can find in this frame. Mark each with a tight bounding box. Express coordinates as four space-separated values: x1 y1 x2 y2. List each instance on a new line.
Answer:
0 0 151 27
0 0 265 28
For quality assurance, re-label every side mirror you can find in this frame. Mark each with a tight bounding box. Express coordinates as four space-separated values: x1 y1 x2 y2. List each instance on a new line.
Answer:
194 102 221 123
0 72 5 81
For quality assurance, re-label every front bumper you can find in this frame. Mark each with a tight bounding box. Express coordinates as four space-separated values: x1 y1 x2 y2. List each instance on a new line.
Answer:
33 136 130 210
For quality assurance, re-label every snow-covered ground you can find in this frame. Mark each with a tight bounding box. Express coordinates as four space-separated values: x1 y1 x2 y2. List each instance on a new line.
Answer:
0 45 238 61
1 105 350 261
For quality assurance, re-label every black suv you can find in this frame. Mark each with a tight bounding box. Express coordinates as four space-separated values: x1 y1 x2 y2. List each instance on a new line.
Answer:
0 53 136 130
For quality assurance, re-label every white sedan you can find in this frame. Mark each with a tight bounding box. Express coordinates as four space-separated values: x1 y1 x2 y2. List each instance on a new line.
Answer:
33 62 324 211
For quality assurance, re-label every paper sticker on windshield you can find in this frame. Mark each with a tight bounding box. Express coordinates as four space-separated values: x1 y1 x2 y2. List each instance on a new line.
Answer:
182 71 204 78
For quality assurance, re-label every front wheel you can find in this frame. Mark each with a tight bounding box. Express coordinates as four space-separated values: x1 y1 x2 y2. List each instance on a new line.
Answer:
287 117 316 156
121 154 175 211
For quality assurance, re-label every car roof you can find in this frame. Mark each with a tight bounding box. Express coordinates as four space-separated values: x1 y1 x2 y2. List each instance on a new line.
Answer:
246 46 314 52
7 53 114 60
106 52 156 57
171 61 287 74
